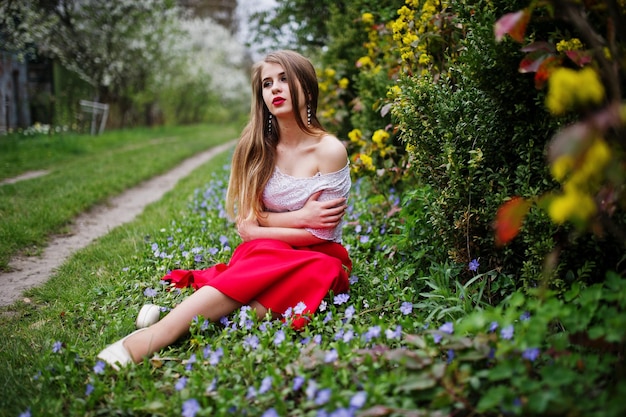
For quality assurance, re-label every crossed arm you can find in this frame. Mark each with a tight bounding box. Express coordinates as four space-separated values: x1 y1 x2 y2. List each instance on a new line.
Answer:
236 191 347 247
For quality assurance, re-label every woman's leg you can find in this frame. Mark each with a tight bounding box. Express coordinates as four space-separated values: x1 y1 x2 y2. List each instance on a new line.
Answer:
123 285 242 363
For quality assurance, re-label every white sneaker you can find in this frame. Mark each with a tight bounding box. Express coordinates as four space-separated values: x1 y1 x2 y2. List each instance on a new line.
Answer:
136 304 161 329
97 328 146 371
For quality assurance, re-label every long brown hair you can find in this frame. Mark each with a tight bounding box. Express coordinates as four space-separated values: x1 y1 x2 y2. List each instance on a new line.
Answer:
226 50 325 222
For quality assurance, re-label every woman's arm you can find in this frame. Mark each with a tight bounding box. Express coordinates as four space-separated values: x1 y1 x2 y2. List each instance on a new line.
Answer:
237 217 327 247
258 191 347 229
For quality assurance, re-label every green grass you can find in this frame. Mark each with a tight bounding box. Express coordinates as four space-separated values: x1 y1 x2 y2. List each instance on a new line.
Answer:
0 134 624 416
0 150 235 416
0 124 240 270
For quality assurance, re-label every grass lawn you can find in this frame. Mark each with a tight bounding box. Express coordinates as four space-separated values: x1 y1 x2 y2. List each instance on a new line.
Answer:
1 129 624 416
0 123 240 270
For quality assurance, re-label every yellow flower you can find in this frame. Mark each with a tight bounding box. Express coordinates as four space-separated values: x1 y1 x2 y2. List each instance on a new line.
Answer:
321 109 335 119
338 78 349 89
348 129 363 143
324 68 336 78
548 189 596 224
579 137 611 181
362 12 374 25
358 153 376 171
402 33 418 45
356 56 373 68
550 155 575 182
418 54 431 65
397 6 413 19
556 38 583 53
545 66 605 115
387 85 402 99
372 129 390 147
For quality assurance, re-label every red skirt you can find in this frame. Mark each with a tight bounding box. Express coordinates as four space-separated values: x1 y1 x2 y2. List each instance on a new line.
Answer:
162 239 351 326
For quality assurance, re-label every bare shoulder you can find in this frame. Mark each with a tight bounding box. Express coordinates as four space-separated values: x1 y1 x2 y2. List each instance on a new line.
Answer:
317 134 348 173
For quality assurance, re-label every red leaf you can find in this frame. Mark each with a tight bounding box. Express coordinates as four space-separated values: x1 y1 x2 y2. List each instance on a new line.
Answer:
534 56 562 89
494 197 531 246
519 52 548 73
494 9 531 43
521 41 555 53
565 50 592 67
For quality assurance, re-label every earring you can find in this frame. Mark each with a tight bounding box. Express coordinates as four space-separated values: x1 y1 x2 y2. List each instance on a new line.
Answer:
268 113 272 135
307 104 311 127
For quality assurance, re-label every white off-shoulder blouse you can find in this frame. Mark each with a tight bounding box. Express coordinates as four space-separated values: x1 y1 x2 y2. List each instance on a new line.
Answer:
262 163 351 243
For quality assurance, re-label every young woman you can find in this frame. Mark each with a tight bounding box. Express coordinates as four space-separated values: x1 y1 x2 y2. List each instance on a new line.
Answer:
97 50 352 370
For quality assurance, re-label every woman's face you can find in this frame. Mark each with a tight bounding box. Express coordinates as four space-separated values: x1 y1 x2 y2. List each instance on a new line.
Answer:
261 62 305 119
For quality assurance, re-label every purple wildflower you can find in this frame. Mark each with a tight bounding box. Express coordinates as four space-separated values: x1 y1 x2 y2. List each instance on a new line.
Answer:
342 329 355 343
447 349 455 363
385 325 402 340
520 311 531 321
93 360 106 374
400 301 413 315
175 377 188 391
440 322 454 334
364 325 381 342
246 386 257 399
203 345 212 358
52 341 63 353
243 335 259 350
209 347 223 366
333 293 350 305
323 311 333 323
359 235 370 244
294 301 307 315
293 376 305 391
469 258 480 272
185 354 197 371
182 398 200 417
206 377 217 393
522 347 540 361
262 409 280 417
349 275 359 284
350 391 367 409
501 325 514 340
315 388 332 405
488 321 499 332
305 379 318 400
259 376 273 394
85 383 94 396
273 329 285 346
324 349 338 363
19 409 31 417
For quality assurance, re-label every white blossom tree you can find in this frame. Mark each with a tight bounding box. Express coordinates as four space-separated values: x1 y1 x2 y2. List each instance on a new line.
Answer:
1 0 251 126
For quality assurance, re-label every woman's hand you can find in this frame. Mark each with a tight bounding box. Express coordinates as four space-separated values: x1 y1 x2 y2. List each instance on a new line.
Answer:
297 191 347 229
237 217 261 242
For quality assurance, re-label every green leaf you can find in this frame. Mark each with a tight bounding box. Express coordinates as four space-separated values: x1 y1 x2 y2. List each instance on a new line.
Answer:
476 385 509 412
398 374 437 391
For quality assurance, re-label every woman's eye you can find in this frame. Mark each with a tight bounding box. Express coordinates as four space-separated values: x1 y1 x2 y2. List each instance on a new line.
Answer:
263 81 272 88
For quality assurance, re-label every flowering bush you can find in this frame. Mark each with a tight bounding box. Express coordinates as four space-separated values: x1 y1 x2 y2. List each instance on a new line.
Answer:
492 0 626 286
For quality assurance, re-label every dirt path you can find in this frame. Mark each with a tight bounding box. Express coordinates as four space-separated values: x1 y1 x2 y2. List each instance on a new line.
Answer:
0 140 235 307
